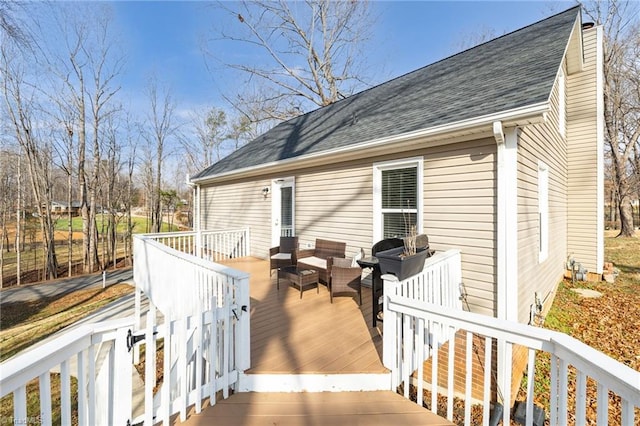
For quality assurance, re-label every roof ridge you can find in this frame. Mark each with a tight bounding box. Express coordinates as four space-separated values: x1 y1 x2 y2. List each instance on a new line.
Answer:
265 5 581 126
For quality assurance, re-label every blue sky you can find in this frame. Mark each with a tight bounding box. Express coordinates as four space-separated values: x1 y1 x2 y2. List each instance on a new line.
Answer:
110 1 572 115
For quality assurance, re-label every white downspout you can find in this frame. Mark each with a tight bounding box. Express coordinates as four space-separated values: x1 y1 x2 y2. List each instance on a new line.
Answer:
493 121 519 322
493 121 519 413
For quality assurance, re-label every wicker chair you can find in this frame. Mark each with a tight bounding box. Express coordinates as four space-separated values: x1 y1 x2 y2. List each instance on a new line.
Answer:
296 238 346 285
329 257 362 304
269 236 298 275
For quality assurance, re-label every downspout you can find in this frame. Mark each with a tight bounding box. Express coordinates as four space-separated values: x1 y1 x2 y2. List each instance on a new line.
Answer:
493 121 518 322
493 121 519 415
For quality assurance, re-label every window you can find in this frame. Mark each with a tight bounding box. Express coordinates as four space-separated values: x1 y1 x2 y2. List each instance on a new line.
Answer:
374 158 423 241
538 161 549 262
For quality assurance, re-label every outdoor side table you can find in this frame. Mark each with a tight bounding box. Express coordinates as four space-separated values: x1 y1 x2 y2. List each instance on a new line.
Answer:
357 256 382 327
278 266 319 299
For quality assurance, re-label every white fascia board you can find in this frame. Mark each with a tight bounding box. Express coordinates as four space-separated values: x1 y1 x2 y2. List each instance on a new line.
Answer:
190 103 549 185
564 14 584 75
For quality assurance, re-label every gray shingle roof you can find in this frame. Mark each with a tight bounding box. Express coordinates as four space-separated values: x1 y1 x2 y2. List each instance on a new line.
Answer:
192 6 580 180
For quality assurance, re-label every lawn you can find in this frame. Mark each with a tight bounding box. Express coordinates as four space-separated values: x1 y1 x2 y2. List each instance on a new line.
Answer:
1 216 182 287
520 230 640 425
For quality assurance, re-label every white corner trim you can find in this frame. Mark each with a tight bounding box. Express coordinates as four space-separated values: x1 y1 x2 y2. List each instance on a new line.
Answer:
595 26 605 274
495 125 519 322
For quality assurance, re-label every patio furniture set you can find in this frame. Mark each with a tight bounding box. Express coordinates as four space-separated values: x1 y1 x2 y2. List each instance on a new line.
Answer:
270 237 361 303
270 235 432 327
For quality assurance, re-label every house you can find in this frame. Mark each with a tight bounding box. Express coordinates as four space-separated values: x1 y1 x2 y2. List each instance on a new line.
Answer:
4 8 637 425
190 6 603 325
43 201 81 216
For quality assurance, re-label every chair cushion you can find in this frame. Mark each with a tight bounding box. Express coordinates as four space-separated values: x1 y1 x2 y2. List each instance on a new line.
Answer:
298 256 326 270
271 253 291 261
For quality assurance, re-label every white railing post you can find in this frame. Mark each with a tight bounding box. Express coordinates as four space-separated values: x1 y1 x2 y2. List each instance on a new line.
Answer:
383 275 398 373
236 274 251 371
113 327 133 426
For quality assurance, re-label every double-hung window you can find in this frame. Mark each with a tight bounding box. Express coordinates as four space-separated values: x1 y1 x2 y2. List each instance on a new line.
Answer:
373 158 423 241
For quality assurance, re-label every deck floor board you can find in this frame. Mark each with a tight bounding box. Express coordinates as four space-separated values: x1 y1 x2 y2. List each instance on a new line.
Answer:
176 391 455 426
225 257 383 374
175 257 452 425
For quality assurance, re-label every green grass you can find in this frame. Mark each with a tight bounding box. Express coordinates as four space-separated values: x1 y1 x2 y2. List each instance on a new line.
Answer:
53 214 180 234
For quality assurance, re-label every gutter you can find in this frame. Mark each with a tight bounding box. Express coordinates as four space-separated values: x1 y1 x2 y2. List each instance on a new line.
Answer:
190 102 549 185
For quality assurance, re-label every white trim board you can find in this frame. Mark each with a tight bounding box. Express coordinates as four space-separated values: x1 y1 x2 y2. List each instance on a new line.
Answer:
238 372 391 393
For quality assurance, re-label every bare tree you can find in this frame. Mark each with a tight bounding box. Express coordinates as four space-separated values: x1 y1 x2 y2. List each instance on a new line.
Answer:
0 1 31 48
206 0 375 125
183 107 228 173
49 4 123 271
51 104 76 277
144 77 177 233
584 0 640 237
0 148 18 286
2 45 59 280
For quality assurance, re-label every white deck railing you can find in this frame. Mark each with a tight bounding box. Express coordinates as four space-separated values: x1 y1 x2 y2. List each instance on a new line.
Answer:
382 249 463 374
1 318 136 426
1 230 252 426
143 228 250 262
385 293 640 426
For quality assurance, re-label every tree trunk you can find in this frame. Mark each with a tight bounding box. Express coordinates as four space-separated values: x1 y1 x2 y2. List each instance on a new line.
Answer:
617 198 636 237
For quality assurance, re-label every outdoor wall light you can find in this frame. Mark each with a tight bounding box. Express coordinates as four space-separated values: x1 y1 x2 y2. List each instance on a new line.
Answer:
262 186 270 198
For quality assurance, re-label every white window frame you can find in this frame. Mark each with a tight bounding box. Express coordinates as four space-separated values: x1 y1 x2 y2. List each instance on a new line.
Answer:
373 157 423 243
538 161 549 263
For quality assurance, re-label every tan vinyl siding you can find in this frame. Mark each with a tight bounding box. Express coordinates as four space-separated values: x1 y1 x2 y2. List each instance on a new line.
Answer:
517 64 568 324
423 139 497 317
199 139 497 317
200 179 273 258
566 27 602 274
294 161 374 256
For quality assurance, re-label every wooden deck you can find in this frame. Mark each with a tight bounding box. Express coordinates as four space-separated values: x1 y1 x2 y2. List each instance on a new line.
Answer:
225 257 385 374
175 257 453 425
175 391 455 425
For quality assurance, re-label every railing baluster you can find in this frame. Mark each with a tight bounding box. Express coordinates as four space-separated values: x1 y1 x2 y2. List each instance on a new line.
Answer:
77 350 87 426
575 370 586 425
39 373 52 426
144 309 156 426
88 344 96 426
483 336 491 426
403 314 412 399
13 385 27 426
447 325 455 421
526 348 536 426
464 331 473 426
621 398 634 426
550 354 558 425
558 358 568 425
60 359 71 426
431 323 439 415
417 318 425 407
596 383 608 425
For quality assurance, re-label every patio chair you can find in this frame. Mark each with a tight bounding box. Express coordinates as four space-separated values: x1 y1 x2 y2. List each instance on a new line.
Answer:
296 238 346 285
270 236 298 275
330 256 362 304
